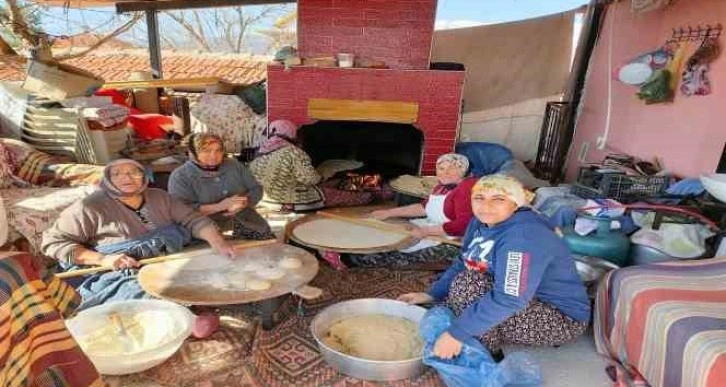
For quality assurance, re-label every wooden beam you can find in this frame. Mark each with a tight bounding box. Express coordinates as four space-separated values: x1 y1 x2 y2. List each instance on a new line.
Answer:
116 0 295 13
308 98 419 124
145 10 163 79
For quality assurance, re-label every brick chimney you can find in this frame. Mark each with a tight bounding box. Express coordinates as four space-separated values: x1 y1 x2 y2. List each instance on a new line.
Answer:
267 0 464 174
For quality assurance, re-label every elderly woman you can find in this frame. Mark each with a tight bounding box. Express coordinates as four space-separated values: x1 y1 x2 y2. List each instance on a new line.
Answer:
398 175 590 359
168 133 275 240
323 153 477 269
249 119 325 211
42 159 234 311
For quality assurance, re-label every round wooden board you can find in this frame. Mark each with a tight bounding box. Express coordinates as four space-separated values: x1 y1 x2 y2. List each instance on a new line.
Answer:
286 214 418 254
138 242 318 306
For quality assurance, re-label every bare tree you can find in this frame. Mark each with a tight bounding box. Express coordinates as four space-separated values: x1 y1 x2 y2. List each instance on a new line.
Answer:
0 0 142 62
162 5 288 54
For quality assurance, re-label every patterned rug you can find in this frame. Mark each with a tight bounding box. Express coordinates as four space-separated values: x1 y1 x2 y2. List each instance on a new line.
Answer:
113 266 444 387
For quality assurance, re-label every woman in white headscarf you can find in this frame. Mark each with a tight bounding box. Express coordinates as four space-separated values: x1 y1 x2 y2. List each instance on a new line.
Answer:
398 175 590 360
322 153 478 269
42 159 233 310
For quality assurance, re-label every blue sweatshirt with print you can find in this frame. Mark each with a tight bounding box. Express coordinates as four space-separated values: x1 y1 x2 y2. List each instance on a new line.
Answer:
428 208 591 342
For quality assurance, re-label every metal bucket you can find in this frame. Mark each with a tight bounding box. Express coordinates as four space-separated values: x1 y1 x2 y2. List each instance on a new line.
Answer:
310 298 427 381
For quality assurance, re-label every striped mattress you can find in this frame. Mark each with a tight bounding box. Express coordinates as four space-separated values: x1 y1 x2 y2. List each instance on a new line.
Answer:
594 257 726 387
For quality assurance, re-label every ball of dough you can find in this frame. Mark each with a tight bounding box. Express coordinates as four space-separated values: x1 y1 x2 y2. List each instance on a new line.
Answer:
278 257 302 269
243 262 264 272
247 279 272 291
256 268 285 280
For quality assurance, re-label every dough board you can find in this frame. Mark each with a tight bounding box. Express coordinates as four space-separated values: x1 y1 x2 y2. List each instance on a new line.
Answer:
138 242 318 305
286 214 417 254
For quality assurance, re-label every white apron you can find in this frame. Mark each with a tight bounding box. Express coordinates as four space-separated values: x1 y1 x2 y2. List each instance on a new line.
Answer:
399 193 451 253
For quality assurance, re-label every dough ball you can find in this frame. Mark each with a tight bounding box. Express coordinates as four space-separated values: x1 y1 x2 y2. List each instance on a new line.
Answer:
248 279 272 291
256 268 285 280
278 257 302 269
243 262 264 272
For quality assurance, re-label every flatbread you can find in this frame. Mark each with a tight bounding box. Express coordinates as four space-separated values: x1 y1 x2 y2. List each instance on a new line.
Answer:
256 268 285 280
278 257 302 269
292 218 406 249
248 279 272 291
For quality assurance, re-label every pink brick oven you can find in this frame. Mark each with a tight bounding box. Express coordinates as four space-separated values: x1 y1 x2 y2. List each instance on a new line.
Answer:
267 0 465 174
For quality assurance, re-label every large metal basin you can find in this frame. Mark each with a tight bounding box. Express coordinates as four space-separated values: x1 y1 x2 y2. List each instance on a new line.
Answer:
310 298 427 381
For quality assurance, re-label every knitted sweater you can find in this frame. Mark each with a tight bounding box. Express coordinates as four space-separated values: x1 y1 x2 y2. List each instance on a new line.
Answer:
41 188 213 260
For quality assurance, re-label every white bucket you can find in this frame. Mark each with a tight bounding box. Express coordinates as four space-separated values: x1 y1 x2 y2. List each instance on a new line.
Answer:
337 53 355 68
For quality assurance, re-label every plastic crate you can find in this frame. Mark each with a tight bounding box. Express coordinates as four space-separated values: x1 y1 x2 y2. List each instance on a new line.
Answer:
571 173 670 201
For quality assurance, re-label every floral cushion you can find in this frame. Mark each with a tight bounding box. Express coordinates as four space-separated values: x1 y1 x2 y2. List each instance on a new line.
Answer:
2 186 97 253
190 94 263 152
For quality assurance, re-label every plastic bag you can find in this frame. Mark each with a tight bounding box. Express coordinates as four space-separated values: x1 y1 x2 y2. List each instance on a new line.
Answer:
419 306 542 387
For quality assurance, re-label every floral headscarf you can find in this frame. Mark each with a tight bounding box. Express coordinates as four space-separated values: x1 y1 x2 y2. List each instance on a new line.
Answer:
436 153 469 176
472 174 529 207
185 133 226 171
258 119 298 155
101 159 148 198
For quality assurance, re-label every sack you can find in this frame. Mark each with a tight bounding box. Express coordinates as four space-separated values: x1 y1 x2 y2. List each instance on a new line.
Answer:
419 307 541 387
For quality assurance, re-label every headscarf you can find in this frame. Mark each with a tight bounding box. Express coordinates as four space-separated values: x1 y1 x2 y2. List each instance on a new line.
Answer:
257 119 298 155
185 133 225 171
436 153 469 177
472 174 528 207
101 159 148 198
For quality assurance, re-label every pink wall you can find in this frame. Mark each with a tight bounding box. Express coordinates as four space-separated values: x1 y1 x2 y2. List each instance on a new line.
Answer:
297 0 436 70
565 0 726 181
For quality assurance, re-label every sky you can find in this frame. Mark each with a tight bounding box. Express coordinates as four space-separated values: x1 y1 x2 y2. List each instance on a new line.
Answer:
34 0 589 36
25 0 587 53
434 0 587 29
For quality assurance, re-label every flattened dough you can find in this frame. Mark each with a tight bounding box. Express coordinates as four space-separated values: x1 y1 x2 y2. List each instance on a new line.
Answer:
292 219 406 249
256 268 285 280
248 279 272 291
243 262 265 272
278 257 302 269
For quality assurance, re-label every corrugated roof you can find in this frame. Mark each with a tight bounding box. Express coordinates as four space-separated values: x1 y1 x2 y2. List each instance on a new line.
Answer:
0 50 270 85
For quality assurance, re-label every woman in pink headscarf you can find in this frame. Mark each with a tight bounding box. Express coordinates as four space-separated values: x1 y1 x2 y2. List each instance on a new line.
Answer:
249 120 325 211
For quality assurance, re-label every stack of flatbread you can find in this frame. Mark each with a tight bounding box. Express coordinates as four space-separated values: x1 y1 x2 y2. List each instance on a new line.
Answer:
389 175 439 198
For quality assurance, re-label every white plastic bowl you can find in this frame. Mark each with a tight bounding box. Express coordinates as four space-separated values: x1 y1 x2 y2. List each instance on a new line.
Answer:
700 174 726 203
65 299 194 375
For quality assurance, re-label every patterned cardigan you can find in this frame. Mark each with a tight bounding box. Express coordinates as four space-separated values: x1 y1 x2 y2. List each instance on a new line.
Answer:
249 145 323 206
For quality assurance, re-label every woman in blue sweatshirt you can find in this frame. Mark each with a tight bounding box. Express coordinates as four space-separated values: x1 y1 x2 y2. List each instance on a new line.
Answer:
399 175 590 359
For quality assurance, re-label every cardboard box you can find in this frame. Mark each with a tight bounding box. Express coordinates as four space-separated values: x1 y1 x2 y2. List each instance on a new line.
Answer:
133 89 160 113
22 61 104 100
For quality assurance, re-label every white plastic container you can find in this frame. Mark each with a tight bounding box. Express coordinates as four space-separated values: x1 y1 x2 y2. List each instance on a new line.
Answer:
65 299 194 375
337 53 355 68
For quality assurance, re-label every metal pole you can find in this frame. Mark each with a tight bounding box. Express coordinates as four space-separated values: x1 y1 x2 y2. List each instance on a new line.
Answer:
145 10 163 79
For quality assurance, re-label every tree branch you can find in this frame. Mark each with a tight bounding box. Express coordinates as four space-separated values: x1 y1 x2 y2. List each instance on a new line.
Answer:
55 13 143 60
5 0 39 48
164 10 211 52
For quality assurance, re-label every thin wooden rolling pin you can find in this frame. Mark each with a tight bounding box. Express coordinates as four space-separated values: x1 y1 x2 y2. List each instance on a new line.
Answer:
55 239 277 279
316 211 462 247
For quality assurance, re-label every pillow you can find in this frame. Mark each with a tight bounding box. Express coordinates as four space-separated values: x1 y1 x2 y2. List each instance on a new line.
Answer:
128 114 173 140
0 142 16 189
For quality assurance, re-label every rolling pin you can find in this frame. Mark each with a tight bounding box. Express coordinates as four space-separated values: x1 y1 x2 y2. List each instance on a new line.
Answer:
55 239 278 279
316 211 462 247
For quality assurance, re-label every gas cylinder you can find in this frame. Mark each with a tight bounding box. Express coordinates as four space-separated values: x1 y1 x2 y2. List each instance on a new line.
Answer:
562 215 631 267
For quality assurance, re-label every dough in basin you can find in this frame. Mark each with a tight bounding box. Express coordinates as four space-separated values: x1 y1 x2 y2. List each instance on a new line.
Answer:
248 279 272 291
292 219 406 249
278 257 302 269
322 314 423 361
